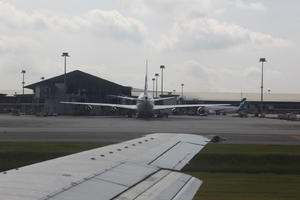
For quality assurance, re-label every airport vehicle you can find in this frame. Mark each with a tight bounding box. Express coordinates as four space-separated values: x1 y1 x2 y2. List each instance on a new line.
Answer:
62 65 228 118
0 133 215 200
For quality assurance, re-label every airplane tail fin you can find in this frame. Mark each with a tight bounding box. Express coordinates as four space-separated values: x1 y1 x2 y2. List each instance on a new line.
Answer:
238 98 247 111
144 60 148 95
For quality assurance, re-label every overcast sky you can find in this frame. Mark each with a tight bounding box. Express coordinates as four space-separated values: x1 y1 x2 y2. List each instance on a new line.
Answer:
0 0 299 93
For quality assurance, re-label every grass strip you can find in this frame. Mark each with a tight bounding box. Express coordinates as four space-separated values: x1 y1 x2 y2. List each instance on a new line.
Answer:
183 143 300 174
190 172 300 200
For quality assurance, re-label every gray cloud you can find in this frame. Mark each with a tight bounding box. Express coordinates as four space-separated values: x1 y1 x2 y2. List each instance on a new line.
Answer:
157 17 293 51
230 0 267 11
122 0 218 17
0 0 298 93
0 1 147 43
170 60 283 92
84 10 147 42
0 36 39 54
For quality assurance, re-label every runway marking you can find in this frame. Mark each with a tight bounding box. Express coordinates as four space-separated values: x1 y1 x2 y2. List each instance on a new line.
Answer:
291 136 300 141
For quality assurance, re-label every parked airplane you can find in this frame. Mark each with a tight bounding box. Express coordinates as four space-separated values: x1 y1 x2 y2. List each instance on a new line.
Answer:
0 133 217 200
199 98 248 116
62 64 229 118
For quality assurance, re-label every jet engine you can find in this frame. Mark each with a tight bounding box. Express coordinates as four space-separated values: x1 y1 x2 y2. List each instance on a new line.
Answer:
110 107 118 114
86 105 93 112
197 106 208 116
172 108 178 115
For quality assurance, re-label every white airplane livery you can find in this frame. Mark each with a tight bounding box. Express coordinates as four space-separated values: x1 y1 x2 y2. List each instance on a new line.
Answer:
0 133 217 200
62 63 229 118
200 98 248 116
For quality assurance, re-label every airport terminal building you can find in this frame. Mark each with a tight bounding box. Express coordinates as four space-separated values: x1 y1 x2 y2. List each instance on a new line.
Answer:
25 70 132 115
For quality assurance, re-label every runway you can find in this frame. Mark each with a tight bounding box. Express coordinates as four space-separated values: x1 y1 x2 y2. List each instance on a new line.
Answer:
0 114 300 144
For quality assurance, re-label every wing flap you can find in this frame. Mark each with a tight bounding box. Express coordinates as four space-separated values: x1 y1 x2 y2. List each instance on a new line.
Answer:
127 134 209 167
114 170 202 200
148 142 205 170
172 177 202 200
96 163 158 187
50 178 127 200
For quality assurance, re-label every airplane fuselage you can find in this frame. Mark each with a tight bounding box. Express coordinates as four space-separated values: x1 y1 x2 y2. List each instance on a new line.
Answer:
136 93 155 117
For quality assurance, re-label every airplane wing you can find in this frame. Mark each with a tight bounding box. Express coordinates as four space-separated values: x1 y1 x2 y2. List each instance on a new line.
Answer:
61 101 137 110
107 95 137 101
153 104 230 110
153 97 176 102
208 106 237 112
107 95 175 102
0 133 213 200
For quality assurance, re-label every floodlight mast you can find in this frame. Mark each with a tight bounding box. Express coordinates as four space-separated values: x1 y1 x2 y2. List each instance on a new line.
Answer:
160 65 165 95
61 52 70 114
21 70 26 95
152 78 155 97
181 83 184 98
155 73 159 98
259 58 266 117
61 52 70 90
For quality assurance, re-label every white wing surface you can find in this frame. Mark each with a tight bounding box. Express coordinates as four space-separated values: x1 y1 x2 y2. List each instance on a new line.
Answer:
153 97 176 102
107 95 138 101
0 133 212 200
153 104 230 110
61 101 137 110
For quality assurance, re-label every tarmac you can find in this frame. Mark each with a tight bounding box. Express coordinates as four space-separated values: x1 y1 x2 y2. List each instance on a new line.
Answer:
0 114 300 144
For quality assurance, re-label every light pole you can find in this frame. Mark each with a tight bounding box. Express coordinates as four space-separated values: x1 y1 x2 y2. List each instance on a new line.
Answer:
181 83 184 99
61 52 70 90
155 73 159 98
21 70 26 95
61 52 69 115
259 58 266 117
160 65 165 95
152 78 155 97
